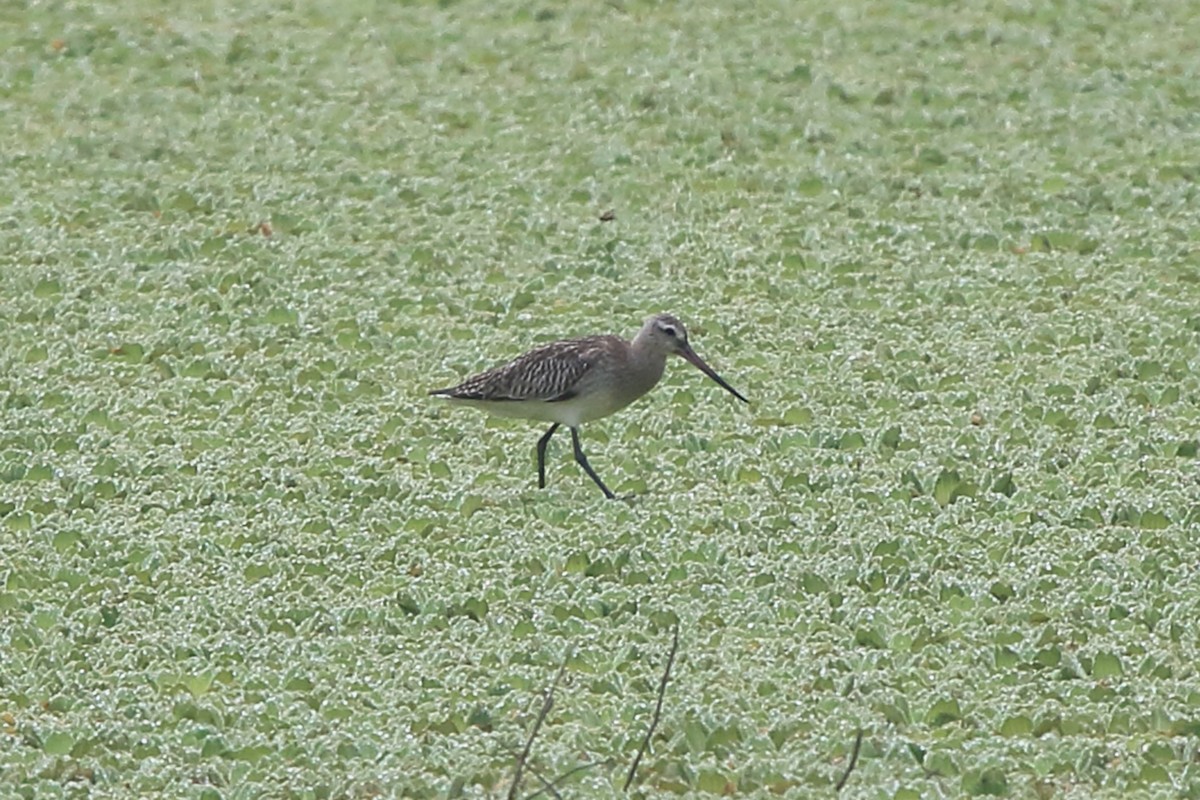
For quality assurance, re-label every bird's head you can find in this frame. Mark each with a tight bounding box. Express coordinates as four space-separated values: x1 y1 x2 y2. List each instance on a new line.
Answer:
636 313 748 404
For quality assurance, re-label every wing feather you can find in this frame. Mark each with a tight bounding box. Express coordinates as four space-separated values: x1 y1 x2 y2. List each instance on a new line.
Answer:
431 336 616 403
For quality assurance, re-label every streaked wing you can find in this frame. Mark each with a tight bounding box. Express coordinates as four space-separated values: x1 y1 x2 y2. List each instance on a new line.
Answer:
431 336 617 403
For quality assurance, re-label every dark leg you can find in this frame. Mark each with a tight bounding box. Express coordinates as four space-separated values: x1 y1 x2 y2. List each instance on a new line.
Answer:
536 424 559 489
570 426 615 499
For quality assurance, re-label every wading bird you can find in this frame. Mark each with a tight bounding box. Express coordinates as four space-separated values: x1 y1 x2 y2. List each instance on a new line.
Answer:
430 314 749 498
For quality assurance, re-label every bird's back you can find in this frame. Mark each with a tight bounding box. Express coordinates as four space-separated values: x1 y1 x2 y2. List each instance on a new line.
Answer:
431 334 625 403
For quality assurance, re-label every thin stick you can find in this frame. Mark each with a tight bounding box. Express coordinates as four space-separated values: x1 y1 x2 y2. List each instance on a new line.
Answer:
834 728 864 792
624 622 680 791
508 655 570 800
526 765 564 800
526 760 612 800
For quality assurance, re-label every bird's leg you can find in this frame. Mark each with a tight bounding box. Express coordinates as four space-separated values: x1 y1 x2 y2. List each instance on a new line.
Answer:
569 427 616 499
536 423 560 489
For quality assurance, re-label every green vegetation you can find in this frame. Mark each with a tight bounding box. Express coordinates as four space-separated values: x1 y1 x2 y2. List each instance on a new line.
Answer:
3 0 1200 796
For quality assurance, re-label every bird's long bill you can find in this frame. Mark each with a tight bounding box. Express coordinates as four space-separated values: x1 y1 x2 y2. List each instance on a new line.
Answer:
679 344 749 404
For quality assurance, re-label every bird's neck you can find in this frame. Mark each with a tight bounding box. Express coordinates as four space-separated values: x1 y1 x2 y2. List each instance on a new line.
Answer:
627 339 669 396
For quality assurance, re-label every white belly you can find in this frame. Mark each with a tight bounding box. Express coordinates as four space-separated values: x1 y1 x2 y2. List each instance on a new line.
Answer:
446 387 641 427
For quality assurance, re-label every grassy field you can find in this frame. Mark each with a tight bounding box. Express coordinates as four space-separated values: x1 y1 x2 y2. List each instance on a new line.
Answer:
3 0 1200 797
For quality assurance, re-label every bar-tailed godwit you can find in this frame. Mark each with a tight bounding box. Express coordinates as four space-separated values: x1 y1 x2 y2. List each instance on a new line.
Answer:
430 313 748 498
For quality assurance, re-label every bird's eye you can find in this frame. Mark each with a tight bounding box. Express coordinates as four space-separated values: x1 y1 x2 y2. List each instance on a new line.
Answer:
662 326 677 338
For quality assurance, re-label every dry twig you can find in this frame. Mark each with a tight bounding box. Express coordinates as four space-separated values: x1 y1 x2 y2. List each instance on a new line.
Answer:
525 759 612 800
834 728 865 792
508 655 570 800
624 622 680 791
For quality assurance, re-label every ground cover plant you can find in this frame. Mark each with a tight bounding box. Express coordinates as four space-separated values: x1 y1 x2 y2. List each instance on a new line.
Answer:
2 0 1200 796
